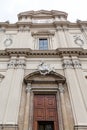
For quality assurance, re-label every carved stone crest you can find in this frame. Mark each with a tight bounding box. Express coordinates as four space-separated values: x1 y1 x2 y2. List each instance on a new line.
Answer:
37 62 54 75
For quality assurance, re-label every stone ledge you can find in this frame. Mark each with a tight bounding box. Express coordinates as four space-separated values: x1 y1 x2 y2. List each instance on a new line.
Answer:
74 126 87 130
0 125 18 130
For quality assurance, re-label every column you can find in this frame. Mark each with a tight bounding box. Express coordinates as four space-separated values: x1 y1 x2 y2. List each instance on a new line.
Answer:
56 26 67 47
58 83 69 130
72 57 87 111
56 88 63 130
3 57 26 125
23 83 31 130
62 57 87 129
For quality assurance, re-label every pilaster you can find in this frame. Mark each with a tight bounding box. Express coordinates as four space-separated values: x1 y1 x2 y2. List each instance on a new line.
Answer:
72 57 87 111
63 26 74 47
0 57 26 128
56 26 67 47
62 56 87 129
58 83 70 130
23 83 31 130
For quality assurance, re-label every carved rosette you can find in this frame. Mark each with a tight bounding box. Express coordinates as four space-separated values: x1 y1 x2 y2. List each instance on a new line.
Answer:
7 58 26 69
62 59 73 69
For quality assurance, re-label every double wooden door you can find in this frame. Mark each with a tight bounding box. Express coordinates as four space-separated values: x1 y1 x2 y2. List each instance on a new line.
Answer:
33 95 58 130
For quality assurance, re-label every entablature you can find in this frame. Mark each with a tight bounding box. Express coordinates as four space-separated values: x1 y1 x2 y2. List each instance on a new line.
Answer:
0 48 87 58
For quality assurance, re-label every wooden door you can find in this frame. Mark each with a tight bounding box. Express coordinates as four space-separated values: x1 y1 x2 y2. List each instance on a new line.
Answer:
34 95 58 130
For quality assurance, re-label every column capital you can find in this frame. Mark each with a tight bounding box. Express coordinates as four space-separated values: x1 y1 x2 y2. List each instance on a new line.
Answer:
25 83 31 93
7 57 26 69
58 83 65 93
56 26 63 31
62 59 73 69
63 26 69 31
72 57 82 69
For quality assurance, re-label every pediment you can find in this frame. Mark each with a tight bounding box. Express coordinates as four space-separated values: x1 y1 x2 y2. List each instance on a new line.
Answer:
24 71 66 84
18 10 67 19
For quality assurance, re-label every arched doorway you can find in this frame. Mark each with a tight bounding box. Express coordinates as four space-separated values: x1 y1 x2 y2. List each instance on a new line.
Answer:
24 71 66 130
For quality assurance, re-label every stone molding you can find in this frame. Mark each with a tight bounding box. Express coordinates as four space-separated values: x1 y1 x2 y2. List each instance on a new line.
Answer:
7 58 26 69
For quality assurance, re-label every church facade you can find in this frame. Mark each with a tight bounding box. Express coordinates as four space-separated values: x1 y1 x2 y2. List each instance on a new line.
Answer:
0 10 87 130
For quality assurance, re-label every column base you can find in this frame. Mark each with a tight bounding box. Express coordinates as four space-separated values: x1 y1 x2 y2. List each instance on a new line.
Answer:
0 125 18 130
74 126 87 130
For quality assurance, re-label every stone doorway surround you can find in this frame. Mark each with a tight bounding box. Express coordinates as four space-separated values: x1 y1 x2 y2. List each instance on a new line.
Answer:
20 71 74 130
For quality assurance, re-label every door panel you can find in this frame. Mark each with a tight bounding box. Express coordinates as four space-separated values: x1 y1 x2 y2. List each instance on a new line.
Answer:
35 108 45 120
45 96 56 108
46 109 57 120
34 95 58 130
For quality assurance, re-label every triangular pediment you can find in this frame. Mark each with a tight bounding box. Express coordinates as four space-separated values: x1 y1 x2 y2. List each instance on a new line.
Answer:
24 71 66 84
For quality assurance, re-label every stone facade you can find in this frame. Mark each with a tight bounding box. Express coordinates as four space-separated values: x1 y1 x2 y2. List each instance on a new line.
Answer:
0 10 87 130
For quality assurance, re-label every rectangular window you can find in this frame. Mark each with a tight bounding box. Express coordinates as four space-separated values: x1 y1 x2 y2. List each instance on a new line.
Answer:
39 39 48 50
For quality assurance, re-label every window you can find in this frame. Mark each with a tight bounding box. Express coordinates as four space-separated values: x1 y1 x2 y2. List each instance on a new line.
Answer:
39 39 48 50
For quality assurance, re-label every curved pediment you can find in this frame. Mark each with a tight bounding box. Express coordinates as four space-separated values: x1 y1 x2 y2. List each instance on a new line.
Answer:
24 71 66 84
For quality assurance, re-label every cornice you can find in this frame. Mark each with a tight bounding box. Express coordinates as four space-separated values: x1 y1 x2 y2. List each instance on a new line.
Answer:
0 20 87 29
0 48 87 58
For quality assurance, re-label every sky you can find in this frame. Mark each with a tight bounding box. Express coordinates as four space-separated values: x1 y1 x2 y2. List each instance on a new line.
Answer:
0 0 87 23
